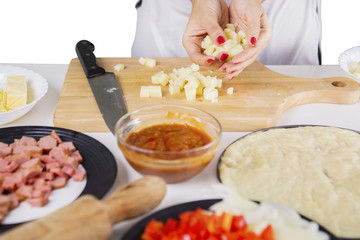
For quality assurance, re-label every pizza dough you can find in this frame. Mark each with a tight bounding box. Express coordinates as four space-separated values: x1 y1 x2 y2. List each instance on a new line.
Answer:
219 126 360 238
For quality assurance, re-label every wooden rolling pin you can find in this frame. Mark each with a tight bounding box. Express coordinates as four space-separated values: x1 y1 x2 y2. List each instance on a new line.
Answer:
0 176 167 240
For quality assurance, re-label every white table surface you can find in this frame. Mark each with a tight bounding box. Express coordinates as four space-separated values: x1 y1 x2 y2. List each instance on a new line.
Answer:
2 63 360 239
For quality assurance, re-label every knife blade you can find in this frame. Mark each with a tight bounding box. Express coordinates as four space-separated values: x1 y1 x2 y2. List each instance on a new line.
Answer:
75 40 127 134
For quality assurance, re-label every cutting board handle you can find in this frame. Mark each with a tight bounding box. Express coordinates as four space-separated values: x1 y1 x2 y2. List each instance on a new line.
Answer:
75 40 105 78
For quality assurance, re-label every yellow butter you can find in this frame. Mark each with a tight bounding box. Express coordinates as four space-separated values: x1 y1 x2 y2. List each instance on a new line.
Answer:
6 75 27 110
0 90 7 112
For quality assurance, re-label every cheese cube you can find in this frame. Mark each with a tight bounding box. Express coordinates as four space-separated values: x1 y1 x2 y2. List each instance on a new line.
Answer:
138 57 146 65
6 75 27 110
138 57 156 67
151 71 170 86
228 44 244 59
203 45 216 56
223 39 238 52
140 86 150 98
184 87 196 101
190 63 200 72
169 84 181 95
145 58 156 68
227 87 234 95
201 35 213 49
203 87 218 101
148 85 162 98
114 64 125 71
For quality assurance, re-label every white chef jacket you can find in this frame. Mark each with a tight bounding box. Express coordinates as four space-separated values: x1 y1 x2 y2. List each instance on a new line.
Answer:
131 0 322 65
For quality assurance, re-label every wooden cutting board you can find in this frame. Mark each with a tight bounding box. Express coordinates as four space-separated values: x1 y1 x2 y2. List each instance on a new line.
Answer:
53 58 360 132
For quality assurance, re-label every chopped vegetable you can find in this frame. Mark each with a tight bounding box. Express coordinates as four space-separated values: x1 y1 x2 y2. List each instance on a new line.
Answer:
141 208 274 240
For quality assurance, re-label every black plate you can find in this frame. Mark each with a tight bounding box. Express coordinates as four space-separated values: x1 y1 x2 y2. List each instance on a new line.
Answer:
0 126 117 233
121 199 346 240
216 124 360 240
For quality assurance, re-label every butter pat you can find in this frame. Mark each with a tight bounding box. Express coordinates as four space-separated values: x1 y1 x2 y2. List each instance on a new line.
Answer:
6 75 27 110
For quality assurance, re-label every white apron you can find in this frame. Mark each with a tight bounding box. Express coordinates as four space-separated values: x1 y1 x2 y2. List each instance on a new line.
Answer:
132 0 322 65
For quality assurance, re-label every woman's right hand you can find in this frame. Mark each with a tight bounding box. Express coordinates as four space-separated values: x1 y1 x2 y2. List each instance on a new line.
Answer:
183 0 230 65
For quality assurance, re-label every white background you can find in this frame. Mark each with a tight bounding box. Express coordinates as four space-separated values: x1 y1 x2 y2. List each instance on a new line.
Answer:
0 0 359 65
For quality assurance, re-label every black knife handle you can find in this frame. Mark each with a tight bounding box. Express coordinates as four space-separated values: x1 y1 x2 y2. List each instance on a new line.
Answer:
75 40 105 78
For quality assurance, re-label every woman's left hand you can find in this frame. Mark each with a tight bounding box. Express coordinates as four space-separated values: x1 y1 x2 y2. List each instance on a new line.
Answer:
222 0 272 79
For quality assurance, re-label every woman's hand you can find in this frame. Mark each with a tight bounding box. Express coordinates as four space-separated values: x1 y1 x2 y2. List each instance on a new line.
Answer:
222 0 272 79
183 0 230 65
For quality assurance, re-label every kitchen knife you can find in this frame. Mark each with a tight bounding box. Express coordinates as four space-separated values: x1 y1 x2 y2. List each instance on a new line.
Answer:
75 40 127 134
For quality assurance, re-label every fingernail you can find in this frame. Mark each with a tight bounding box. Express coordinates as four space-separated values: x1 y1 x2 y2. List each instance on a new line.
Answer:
229 70 235 74
250 36 256 47
216 35 225 45
220 53 228 62
207 58 215 63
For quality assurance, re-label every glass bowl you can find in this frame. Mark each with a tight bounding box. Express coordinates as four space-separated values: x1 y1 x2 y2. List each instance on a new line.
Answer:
115 105 222 183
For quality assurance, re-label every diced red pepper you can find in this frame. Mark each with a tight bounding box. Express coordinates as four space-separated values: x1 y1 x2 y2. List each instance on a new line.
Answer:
141 208 275 240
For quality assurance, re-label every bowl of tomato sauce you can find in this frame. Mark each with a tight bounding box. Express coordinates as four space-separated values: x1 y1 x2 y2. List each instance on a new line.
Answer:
115 105 222 183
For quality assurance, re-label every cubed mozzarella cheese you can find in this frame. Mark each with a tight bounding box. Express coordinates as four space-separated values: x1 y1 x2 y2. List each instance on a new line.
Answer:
114 64 125 71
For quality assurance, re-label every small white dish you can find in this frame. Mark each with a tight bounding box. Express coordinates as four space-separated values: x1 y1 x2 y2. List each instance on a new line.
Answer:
0 65 48 125
338 46 360 83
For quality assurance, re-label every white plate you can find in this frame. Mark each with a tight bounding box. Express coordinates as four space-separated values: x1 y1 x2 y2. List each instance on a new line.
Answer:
0 65 48 125
338 46 360 83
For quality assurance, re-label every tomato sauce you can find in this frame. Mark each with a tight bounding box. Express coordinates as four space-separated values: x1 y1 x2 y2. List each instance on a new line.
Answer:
119 123 218 183
125 123 212 152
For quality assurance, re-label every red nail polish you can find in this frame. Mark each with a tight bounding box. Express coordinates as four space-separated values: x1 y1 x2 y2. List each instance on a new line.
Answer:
230 70 235 74
207 58 215 63
220 53 228 62
216 35 225 45
250 36 256 47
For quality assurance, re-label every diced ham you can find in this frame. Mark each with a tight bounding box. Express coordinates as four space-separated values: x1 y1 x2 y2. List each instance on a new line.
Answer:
70 151 83 163
52 176 67 189
0 143 8 149
0 159 8 172
27 197 49 207
49 147 67 163
32 185 51 199
37 136 57 151
72 169 86 182
10 154 30 165
39 172 55 181
20 159 43 182
0 147 12 158
49 167 67 178
12 146 24 155
46 162 60 171
0 131 85 222
2 176 17 191
50 131 63 144
19 136 37 147
39 155 57 163
23 146 43 157
16 185 33 200
33 178 46 189
8 193 19 210
58 142 76 154
0 195 10 208
63 157 79 170
62 165 75 177
20 158 43 170
10 139 21 148
3 161 19 173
